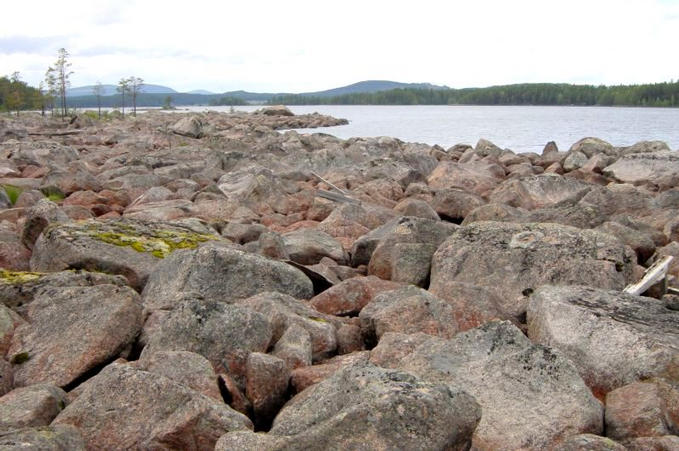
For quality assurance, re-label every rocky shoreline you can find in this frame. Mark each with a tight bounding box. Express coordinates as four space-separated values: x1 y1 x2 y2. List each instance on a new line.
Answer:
0 106 678 450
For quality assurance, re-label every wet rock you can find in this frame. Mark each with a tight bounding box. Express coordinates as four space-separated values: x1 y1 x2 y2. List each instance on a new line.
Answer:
245 353 290 429
282 229 348 265
141 298 271 386
527 285 679 395
135 350 222 401
0 384 68 431
218 363 480 451
141 243 313 312
397 321 604 450
30 218 220 290
8 284 142 388
53 363 252 450
359 286 458 344
308 275 402 316
431 221 634 320
489 174 592 210
0 425 85 450
605 380 679 441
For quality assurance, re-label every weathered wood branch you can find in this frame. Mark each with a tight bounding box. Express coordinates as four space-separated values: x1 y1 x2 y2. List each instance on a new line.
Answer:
316 189 360 204
624 255 674 296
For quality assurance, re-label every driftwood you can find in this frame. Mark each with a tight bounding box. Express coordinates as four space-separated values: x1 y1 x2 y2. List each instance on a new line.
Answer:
27 130 82 136
624 255 674 296
312 171 360 204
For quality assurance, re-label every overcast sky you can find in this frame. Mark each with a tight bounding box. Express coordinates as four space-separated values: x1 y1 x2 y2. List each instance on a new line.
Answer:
1 0 678 93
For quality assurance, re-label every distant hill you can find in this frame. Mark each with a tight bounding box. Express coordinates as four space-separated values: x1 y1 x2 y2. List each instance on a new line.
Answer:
301 80 449 97
186 89 214 95
67 84 177 97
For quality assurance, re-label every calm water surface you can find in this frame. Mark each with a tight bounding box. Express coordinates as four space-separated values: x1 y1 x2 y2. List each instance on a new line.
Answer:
179 105 679 153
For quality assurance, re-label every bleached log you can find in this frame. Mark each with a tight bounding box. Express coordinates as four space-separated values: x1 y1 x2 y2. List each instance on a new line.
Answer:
624 255 674 296
311 172 348 195
316 189 360 204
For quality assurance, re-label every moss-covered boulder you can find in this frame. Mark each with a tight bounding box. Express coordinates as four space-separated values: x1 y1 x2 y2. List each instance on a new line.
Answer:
30 219 221 290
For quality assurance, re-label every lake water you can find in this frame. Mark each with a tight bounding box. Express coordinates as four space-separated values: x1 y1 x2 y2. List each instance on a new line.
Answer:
177 105 679 153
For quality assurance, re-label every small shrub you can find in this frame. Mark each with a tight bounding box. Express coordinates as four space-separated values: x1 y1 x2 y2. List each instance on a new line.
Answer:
1 185 23 205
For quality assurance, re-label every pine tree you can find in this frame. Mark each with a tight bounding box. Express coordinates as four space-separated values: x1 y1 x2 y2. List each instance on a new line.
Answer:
53 48 73 119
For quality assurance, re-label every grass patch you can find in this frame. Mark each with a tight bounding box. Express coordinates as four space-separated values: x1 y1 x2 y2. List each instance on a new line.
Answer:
1 185 23 205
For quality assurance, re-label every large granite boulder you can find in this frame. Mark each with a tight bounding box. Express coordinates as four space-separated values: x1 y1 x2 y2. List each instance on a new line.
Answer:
427 160 505 197
53 363 252 450
366 216 457 286
8 284 142 388
216 363 480 451
527 285 679 395
282 229 348 265
604 152 679 191
489 174 593 210
0 384 68 431
141 244 314 313
396 321 604 450
141 297 272 386
30 219 220 290
0 425 85 450
308 275 402 316
430 221 634 320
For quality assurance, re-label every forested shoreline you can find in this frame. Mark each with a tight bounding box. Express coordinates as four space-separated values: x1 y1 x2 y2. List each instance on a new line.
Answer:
269 81 679 107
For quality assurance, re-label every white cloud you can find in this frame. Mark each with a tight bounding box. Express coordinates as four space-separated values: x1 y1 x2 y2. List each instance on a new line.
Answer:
1 0 677 91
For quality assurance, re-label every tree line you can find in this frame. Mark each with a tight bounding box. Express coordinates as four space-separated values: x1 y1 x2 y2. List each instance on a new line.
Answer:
269 81 679 107
1 48 146 118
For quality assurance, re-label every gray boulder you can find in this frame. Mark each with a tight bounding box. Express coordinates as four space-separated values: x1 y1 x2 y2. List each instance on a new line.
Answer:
282 229 348 265
0 425 85 450
141 298 272 386
30 219 221 290
430 221 634 320
20 198 70 250
603 152 679 191
142 244 314 313
53 363 251 450
216 363 480 451
489 174 592 210
8 284 142 388
527 285 679 395
397 321 604 450
0 384 68 432
170 115 203 138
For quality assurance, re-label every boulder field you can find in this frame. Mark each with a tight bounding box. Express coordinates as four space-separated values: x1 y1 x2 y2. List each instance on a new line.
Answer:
0 109 678 450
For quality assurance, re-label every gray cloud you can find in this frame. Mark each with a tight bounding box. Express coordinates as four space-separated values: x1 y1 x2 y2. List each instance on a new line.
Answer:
0 35 67 55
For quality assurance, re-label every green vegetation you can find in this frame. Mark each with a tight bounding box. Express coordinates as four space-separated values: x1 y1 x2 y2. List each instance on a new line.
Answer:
0 269 44 284
1 185 23 205
269 81 679 107
74 221 219 258
208 96 248 106
0 73 43 115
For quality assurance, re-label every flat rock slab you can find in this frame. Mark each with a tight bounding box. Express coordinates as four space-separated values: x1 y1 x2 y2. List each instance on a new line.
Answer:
396 321 603 450
142 244 314 312
8 284 142 388
604 151 679 190
53 363 252 450
528 285 679 395
30 218 221 290
430 221 634 320
489 174 593 210
217 363 480 451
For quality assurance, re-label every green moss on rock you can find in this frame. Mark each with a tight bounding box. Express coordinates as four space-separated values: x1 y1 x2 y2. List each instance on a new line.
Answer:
11 351 30 364
0 269 44 284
